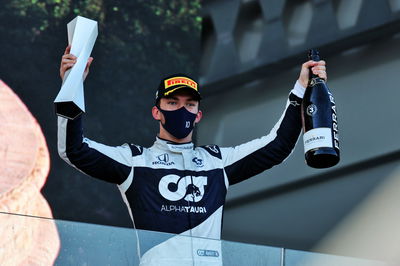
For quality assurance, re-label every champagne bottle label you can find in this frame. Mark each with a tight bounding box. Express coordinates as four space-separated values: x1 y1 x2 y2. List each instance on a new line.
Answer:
303 127 333 153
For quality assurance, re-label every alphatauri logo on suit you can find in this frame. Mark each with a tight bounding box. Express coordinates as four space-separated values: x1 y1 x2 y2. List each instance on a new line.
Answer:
158 174 207 202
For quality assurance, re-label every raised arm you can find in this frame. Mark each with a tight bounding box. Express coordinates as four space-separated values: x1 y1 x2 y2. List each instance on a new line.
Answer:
57 46 134 184
221 60 327 185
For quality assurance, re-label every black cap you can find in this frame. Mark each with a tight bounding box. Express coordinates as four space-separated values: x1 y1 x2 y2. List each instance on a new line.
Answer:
156 74 201 102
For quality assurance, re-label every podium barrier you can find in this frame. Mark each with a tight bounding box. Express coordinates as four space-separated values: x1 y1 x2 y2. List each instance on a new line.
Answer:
0 212 386 266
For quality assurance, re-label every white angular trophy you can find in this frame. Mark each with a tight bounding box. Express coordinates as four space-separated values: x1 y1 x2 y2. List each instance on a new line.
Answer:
54 16 98 120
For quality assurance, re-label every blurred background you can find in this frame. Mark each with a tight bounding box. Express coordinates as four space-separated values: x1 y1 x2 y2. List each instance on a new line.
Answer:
199 0 400 259
1 0 400 261
0 0 200 228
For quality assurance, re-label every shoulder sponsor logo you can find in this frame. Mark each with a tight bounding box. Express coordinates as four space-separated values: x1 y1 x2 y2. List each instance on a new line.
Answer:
158 174 207 203
153 153 175 166
290 100 300 107
192 157 204 167
206 145 219 154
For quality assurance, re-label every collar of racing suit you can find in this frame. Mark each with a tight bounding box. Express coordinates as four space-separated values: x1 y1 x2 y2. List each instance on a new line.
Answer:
154 136 194 153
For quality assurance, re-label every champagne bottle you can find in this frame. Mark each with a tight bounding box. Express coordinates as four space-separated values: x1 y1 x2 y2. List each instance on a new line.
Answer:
302 49 340 168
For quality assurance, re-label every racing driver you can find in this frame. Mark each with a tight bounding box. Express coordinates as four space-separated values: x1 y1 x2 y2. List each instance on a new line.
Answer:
58 45 327 265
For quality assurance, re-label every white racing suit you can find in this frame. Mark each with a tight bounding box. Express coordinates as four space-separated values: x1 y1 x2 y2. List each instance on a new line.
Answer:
57 82 305 265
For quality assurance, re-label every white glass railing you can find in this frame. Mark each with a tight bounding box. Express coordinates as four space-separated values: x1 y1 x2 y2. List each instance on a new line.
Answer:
0 211 385 266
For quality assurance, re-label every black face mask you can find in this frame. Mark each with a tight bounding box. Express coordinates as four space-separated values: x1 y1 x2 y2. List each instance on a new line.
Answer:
158 106 197 139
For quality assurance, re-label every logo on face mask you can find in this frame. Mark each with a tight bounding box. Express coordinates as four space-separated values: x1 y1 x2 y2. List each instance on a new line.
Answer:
158 174 207 202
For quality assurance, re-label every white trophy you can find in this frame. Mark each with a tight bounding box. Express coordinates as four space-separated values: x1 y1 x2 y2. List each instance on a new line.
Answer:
54 16 98 120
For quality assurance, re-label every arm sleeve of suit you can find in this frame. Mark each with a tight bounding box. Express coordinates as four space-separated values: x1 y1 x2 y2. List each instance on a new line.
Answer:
57 115 137 185
220 81 306 185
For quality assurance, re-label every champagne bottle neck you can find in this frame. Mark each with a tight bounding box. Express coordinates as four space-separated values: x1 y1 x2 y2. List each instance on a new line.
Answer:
308 49 320 61
308 49 323 81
